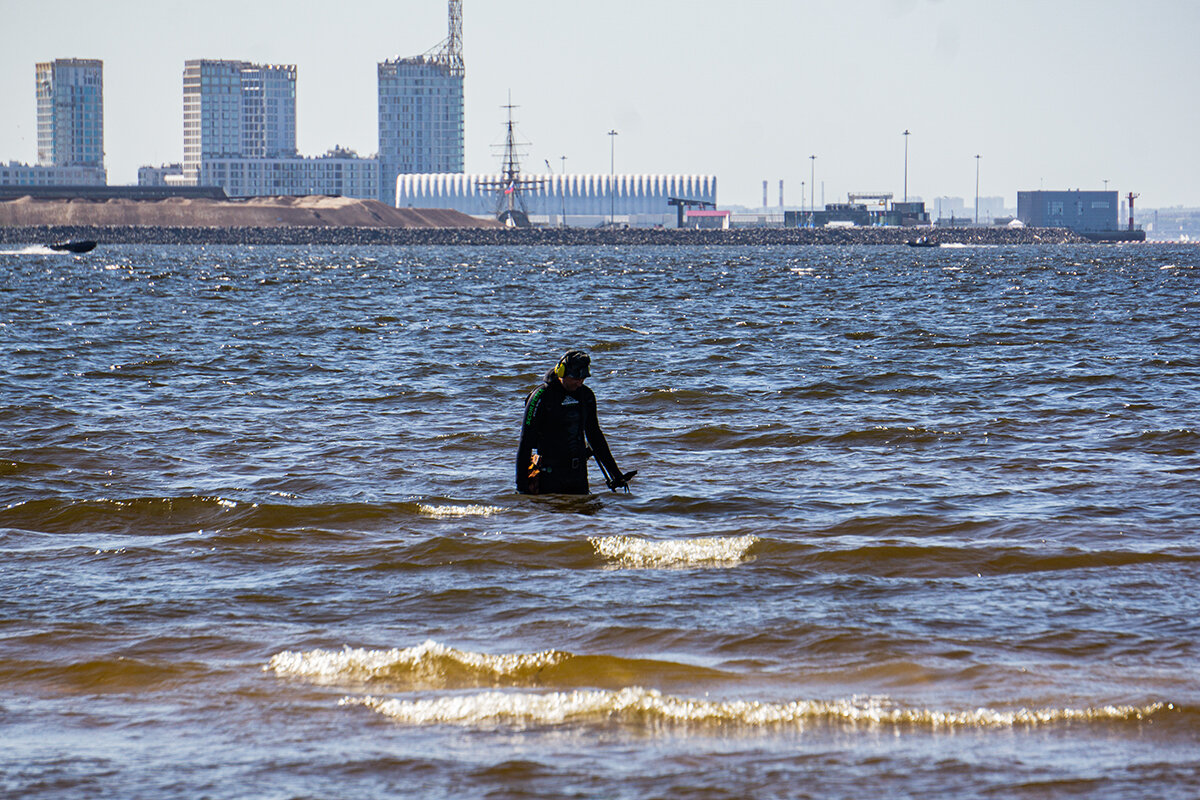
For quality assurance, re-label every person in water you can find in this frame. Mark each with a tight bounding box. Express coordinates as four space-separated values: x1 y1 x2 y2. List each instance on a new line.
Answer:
516 350 635 494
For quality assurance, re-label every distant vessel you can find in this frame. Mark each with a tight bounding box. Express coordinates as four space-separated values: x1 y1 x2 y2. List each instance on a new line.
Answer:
906 236 938 248
48 239 97 253
476 96 543 228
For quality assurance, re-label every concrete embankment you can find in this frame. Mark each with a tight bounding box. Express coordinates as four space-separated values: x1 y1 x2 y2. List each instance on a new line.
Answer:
0 225 1087 246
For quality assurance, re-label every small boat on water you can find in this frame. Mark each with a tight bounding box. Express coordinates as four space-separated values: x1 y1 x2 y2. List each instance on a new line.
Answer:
48 239 98 253
905 236 938 248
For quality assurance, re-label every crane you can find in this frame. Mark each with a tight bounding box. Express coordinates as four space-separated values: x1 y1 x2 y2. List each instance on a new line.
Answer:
667 197 715 229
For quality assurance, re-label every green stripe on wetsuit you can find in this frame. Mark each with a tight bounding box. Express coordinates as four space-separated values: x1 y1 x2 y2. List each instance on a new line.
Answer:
524 386 545 427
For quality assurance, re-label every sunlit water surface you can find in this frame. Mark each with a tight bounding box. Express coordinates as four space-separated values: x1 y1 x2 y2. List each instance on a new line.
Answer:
2 243 1198 798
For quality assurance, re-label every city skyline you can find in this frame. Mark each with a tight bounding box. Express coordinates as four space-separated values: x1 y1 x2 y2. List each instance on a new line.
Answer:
1 0 1197 208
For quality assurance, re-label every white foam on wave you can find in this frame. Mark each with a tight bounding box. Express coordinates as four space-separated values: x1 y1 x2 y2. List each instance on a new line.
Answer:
418 503 505 519
267 640 566 685
341 686 1167 730
591 535 759 568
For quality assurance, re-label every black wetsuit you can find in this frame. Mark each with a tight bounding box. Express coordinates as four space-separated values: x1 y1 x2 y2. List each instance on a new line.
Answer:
516 369 623 494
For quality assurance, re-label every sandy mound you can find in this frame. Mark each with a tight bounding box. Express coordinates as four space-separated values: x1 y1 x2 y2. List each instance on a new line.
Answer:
0 195 500 228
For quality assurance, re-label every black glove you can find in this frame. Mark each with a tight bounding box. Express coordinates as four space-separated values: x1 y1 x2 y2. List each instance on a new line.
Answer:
606 470 638 493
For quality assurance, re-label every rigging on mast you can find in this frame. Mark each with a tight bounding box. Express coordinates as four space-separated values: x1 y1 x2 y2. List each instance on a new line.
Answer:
477 97 545 227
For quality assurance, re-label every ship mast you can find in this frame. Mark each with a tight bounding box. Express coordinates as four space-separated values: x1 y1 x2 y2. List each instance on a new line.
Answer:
477 96 545 227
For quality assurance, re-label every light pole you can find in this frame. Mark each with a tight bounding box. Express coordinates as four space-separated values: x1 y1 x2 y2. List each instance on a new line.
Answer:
561 155 568 227
974 154 981 225
903 130 911 202
809 154 816 227
608 129 618 227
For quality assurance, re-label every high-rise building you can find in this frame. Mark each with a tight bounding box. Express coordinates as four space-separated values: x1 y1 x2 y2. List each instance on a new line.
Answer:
182 59 297 184
377 0 465 205
36 58 104 169
2 58 106 187
169 59 378 199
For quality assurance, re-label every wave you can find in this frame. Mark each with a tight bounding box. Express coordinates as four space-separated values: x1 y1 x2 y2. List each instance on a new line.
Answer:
1 656 194 693
778 541 1200 578
340 687 1175 731
267 640 729 691
669 423 971 450
8 493 1193 579
0 495 512 535
590 535 759 568
1112 428 1200 455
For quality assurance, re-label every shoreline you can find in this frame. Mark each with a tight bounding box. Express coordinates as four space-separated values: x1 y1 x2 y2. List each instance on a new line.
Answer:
0 224 1092 246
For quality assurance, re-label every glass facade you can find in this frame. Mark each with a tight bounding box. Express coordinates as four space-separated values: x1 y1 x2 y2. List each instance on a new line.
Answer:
35 59 104 169
183 60 297 183
377 58 464 205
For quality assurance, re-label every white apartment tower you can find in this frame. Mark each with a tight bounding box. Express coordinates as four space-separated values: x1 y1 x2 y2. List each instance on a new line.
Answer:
182 60 297 184
36 58 104 168
377 0 465 205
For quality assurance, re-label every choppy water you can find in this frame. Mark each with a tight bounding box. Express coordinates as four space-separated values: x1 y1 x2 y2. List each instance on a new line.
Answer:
3 243 1199 798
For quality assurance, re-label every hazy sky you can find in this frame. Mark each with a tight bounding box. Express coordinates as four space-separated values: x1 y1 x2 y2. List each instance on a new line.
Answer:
2 0 1197 208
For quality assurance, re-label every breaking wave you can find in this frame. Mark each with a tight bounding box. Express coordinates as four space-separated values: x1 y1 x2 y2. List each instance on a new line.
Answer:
590 535 759 568
267 640 729 691
268 641 565 689
417 503 506 519
341 687 1172 731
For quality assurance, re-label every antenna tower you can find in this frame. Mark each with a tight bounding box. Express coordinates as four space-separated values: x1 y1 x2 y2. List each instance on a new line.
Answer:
442 0 464 75
476 96 545 227
421 0 464 75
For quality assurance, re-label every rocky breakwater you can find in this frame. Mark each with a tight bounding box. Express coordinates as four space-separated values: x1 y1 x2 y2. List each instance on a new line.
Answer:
1 223 1087 247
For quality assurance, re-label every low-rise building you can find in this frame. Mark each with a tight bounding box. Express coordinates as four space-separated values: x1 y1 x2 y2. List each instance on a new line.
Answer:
1017 190 1118 232
785 199 930 228
138 163 185 186
1 161 106 187
197 148 379 198
687 209 731 229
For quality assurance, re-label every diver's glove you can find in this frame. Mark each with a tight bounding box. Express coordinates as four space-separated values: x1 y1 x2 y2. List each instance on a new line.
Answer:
607 470 638 493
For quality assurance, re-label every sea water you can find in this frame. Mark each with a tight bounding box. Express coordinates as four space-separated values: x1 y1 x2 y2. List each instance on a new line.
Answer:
2 243 1198 798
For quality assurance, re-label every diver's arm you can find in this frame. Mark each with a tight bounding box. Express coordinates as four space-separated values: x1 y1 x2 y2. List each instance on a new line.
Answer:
582 390 624 484
516 427 535 493
516 386 546 493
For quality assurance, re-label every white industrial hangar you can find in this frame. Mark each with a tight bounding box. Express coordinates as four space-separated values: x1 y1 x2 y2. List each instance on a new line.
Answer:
396 173 718 227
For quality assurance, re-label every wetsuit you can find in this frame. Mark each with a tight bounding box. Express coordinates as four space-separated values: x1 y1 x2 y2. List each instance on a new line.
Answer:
516 369 623 494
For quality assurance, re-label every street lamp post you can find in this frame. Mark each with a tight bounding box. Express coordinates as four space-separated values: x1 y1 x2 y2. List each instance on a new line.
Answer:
561 155 567 227
809 155 816 227
608 129 618 227
974 154 981 225
903 130 911 203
